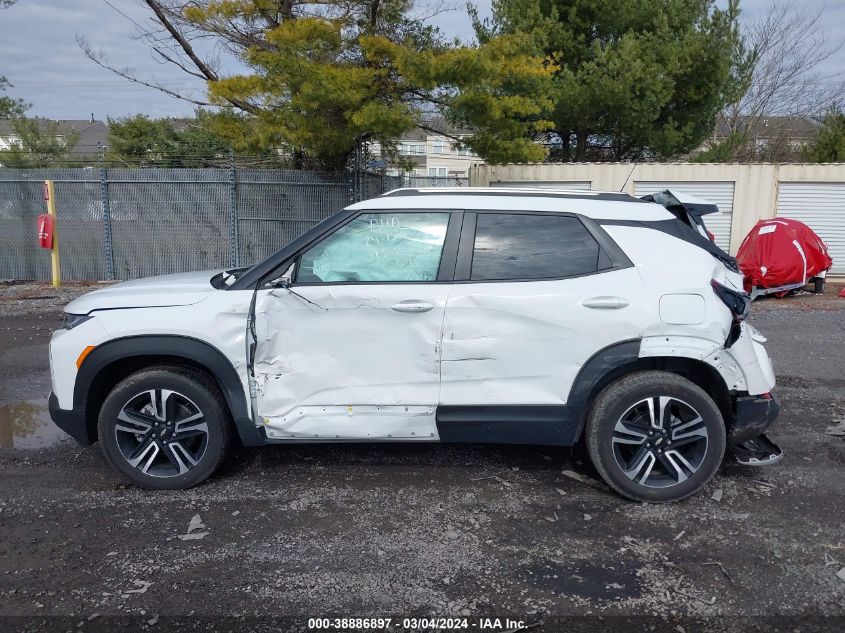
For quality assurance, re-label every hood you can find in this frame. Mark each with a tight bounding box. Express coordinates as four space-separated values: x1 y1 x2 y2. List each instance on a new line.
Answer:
65 270 222 314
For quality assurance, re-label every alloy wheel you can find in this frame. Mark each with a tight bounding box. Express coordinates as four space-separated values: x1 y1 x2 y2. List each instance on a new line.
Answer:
611 396 709 489
114 389 209 478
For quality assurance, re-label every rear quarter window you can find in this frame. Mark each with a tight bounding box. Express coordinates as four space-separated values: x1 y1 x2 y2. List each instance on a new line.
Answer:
471 213 601 281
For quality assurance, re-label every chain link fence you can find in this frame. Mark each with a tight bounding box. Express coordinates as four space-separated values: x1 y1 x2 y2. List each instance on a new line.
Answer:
0 168 467 281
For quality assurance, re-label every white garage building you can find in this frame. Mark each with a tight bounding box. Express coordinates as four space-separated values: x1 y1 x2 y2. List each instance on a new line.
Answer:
472 163 845 276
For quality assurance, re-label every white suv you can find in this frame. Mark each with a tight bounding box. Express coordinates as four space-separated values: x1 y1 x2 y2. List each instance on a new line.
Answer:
48 188 781 502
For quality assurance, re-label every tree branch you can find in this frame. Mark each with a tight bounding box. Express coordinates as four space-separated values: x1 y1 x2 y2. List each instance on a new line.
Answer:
369 0 381 31
91 0 264 115
77 35 215 108
419 123 464 145
151 46 209 80
143 0 219 81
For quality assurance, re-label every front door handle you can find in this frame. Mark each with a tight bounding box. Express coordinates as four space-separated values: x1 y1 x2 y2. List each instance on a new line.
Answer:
390 300 435 313
582 296 630 310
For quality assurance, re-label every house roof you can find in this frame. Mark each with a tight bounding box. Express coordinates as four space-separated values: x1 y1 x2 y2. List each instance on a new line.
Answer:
0 118 109 155
716 115 820 140
398 116 474 142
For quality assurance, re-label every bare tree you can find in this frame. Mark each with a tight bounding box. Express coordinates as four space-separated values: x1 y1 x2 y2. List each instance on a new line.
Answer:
77 0 234 110
77 0 514 168
79 0 461 113
710 0 845 160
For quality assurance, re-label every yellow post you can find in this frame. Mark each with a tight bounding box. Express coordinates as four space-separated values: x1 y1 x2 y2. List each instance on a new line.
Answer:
44 179 60 287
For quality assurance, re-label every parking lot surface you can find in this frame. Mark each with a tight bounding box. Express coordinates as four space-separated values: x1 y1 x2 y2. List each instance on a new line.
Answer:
1 281 844 631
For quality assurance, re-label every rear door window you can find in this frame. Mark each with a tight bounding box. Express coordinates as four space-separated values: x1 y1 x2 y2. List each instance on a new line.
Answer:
471 213 600 281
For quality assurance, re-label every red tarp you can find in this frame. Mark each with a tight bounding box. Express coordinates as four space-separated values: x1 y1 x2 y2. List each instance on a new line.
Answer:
736 218 833 290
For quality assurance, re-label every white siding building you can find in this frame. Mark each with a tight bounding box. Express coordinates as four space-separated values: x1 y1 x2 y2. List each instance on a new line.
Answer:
370 118 481 178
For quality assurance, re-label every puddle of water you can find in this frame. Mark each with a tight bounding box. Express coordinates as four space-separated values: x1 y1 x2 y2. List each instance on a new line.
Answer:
0 400 69 449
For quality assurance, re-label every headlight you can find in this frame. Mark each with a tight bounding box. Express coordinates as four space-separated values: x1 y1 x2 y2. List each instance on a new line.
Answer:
63 313 92 330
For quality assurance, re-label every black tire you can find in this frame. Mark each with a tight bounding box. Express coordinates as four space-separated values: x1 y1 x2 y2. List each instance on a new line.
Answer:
98 367 232 490
585 371 726 503
814 277 825 294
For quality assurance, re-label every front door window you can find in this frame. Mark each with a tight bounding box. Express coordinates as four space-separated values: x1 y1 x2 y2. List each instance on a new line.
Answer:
297 212 450 283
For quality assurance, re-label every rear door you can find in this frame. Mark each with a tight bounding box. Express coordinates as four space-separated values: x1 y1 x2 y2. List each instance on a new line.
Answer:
439 211 646 442
252 210 460 441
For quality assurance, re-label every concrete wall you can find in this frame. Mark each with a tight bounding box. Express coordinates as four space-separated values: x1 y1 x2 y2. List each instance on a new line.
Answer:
470 163 845 257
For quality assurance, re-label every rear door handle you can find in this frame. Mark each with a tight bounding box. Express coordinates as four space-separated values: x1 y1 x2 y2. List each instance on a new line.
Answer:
581 296 629 310
390 300 435 313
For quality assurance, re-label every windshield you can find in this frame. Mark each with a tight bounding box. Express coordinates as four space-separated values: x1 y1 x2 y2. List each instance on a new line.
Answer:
227 210 351 290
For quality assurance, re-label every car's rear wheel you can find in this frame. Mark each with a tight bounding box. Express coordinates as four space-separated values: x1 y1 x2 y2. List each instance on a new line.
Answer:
98 368 232 490
585 371 726 502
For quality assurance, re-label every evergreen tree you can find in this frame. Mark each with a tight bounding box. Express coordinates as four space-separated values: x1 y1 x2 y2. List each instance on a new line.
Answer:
0 77 28 119
107 111 232 166
477 0 752 160
0 119 79 168
802 110 845 163
83 1 554 169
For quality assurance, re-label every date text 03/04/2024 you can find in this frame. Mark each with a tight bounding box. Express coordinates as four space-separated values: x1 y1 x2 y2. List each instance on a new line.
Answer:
307 617 529 630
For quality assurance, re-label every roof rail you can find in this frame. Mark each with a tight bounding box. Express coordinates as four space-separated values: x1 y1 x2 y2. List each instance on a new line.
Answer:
380 187 647 203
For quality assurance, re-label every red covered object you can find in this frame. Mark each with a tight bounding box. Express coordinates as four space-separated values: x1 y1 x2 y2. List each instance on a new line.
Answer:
736 218 833 291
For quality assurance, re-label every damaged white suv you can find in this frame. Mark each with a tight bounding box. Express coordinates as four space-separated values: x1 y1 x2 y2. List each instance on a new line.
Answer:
49 188 781 502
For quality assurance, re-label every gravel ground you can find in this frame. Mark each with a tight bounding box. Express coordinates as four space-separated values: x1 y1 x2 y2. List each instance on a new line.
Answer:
1 280 844 632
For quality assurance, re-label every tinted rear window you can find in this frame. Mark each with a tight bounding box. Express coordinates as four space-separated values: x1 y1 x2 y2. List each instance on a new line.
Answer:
471 214 600 281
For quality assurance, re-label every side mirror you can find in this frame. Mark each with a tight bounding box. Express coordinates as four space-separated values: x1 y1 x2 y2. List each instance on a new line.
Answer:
273 263 295 288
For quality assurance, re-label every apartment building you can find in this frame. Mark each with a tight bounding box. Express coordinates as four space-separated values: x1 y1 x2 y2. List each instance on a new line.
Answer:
370 117 480 177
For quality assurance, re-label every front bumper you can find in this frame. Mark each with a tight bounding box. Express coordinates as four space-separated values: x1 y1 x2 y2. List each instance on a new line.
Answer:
731 433 783 466
727 393 782 466
48 391 94 446
729 392 780 444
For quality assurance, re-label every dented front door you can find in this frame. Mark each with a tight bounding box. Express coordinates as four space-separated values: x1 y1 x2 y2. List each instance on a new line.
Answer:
252 211 454 441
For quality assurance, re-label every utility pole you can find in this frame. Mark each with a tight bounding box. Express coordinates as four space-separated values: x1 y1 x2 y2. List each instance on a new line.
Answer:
43 180 60 287
98 143 115 280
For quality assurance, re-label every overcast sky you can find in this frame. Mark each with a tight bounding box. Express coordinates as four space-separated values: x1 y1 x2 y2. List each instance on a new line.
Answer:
1 0 843 121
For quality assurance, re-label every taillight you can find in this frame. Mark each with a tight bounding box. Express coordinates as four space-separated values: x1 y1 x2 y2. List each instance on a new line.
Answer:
711 279 750 321
706 230 716 242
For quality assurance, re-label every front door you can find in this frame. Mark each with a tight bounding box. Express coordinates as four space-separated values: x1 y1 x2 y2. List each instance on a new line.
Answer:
253 210 458 441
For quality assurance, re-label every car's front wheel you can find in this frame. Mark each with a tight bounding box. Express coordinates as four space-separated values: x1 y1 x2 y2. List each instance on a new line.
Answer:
585 371 726 502
98 368 232 490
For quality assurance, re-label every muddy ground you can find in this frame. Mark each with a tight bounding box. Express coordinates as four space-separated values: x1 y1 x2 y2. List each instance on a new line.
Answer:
1 280 844 632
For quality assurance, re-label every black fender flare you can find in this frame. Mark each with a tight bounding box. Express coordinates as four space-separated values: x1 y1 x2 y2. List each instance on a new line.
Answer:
566 339 643 441
565 338 737 442
76 335 263 446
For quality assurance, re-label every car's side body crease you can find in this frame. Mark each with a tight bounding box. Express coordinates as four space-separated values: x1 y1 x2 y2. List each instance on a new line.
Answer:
434 339 643 445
